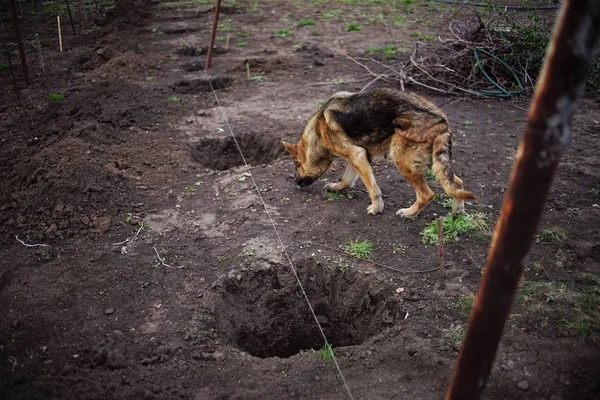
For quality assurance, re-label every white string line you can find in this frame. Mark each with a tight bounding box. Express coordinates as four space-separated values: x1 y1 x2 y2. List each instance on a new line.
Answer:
194 39 354 400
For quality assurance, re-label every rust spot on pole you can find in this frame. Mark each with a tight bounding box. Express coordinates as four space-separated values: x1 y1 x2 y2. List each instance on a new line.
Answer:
444 1 600 399
205 0 222 70
8 0 30 86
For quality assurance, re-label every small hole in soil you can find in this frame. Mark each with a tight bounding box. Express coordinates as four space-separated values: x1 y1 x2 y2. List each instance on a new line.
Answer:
212 260 403 358
190 133 285 171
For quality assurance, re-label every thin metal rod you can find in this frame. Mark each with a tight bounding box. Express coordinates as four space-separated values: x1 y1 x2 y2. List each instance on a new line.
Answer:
8 0 30 86
7 53 21 101
65 0 76 36
205 0 221 70
35 33 44 74
444 1 600 399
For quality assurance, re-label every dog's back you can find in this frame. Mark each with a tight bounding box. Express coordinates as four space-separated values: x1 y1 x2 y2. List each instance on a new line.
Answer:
322 88 447 144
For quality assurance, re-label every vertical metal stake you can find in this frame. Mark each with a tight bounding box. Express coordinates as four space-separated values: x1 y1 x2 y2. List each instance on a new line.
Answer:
36 33 45 74
8 0 30 86
65 0 77 36
205 0 222 70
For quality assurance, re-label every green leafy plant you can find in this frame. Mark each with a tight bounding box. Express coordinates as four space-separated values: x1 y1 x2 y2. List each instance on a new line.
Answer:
324 191 346 200
297 18 316 27
411 31 434 40
421 212 489 245
275 29 293 37
167 96 182 103
535 227 566 244
0 62 9 70
345 23 362 32
237 41 248 47
455 292 475 317
342 239 375 258
48 93 65 101
424 168 436 180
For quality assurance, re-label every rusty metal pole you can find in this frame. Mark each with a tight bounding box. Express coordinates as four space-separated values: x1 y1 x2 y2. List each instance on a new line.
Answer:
8 0 30 86
444 2 600 399
205 0 221 70
65 0 77 36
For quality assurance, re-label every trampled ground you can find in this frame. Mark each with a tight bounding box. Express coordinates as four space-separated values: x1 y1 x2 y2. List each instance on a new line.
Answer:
1 1 599 399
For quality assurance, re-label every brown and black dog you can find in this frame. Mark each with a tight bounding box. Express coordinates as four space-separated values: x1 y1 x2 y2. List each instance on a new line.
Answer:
283 88 477 217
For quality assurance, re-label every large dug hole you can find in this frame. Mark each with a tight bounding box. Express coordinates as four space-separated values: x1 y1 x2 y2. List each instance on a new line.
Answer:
191 133 285 171
212 260 403 358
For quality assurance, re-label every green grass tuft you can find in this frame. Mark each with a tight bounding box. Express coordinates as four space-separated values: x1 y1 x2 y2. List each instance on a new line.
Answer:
48 93 65 101
298 18 316 27
342 239 375 258
421 212 490 245
313 342 334 360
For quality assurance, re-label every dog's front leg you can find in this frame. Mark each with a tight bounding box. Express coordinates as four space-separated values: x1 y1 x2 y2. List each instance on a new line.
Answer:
324 163 358 192
346 147 383 215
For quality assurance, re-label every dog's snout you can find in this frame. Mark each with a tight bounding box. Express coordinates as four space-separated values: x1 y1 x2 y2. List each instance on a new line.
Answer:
296 175 316 188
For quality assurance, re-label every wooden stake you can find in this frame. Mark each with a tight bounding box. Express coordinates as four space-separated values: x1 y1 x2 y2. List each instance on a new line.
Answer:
35 33 44 74
245 61 250 81
438 217 446 290
205 0 221 70
57 15 63 52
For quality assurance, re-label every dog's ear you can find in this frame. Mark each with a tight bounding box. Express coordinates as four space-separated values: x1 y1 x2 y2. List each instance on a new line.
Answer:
282 141 297 158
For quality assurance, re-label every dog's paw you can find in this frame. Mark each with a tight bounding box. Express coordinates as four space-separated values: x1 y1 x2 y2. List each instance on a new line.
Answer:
396 208 418 218
366 202 384 215
324 182 344 192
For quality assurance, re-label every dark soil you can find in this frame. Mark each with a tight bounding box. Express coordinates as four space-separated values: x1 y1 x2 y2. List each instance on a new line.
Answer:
1 0 599 399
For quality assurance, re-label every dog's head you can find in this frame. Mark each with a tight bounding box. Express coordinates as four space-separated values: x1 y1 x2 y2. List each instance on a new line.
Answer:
283 139 330 188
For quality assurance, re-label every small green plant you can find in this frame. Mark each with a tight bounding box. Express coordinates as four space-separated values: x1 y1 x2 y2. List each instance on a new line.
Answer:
463 120 473 127
535 227 566 244
562 317 592 339
167 96 182 103
218 19 234 32
242 245 256 257
591 188 600 196
313 342 334 360
87 24 100 33
37 249 54 261
424 168 436 180
275 29 293 37
250 75 268 83
137 221 149 229
297 18 316 27
0 62 9 70
421 212 489 245
411 31 434 40
323 10 340 19
443 324 465 351
145 76 155 81
324 191 346 200
455 292 475 317
343 239 375 259
237 41 248 47
315 99 326 106
345 23 362 32
48 93 64 101
169 55 178 61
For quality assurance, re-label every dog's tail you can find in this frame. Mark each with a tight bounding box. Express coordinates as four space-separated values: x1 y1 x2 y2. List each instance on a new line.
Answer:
431 131 477 201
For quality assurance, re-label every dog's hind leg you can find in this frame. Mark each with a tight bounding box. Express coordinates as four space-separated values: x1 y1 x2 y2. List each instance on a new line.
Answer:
324 163 358 192
391 137 434 218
